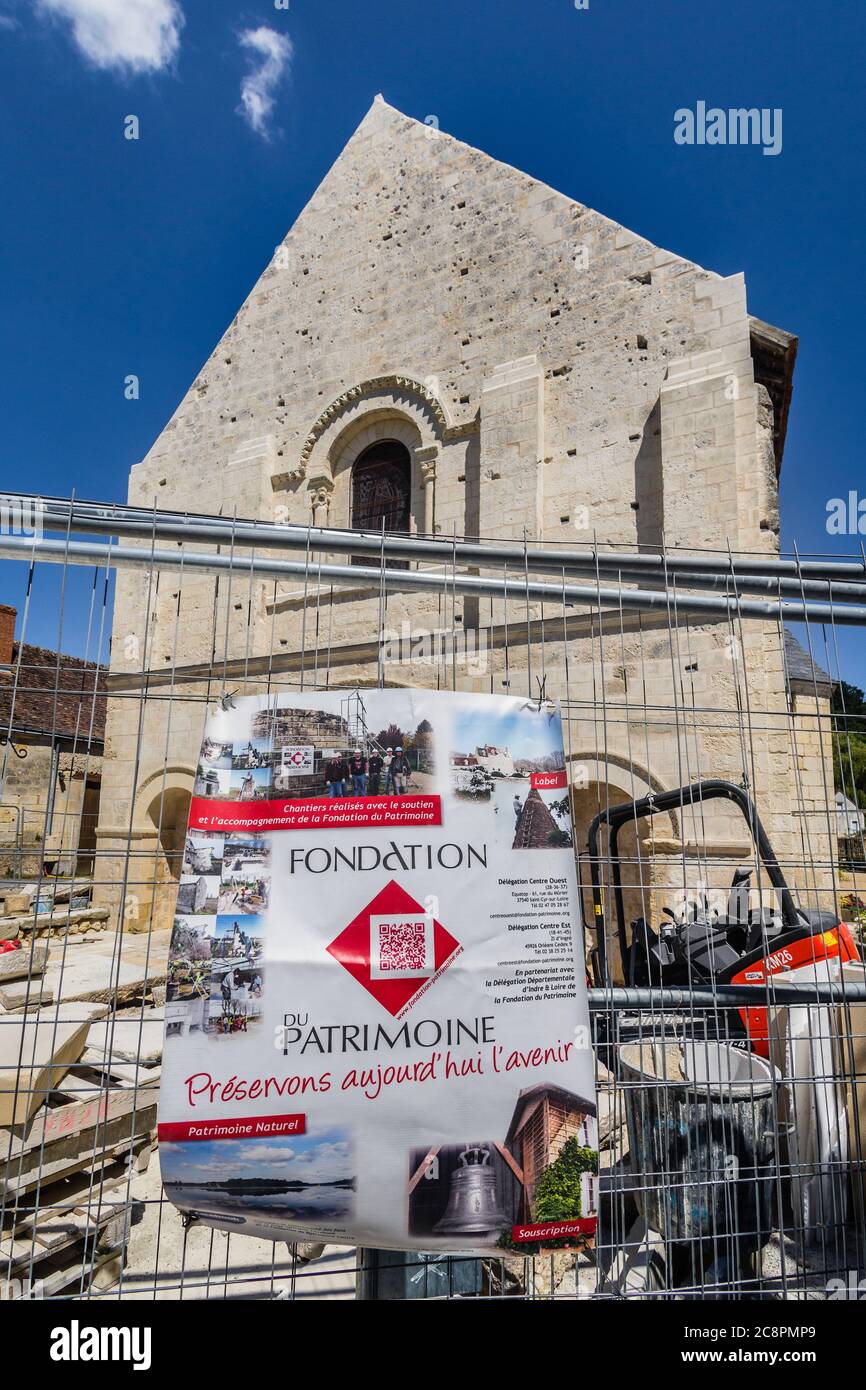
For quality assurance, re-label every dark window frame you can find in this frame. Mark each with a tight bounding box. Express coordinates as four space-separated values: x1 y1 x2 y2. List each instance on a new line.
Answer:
350 439 412 568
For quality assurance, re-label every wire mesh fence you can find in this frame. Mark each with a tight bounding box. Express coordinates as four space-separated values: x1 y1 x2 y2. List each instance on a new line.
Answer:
1 493 865 1300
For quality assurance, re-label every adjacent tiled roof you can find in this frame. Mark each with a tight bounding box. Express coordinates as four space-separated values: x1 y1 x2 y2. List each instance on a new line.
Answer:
783 628 833 695
0 643 107 745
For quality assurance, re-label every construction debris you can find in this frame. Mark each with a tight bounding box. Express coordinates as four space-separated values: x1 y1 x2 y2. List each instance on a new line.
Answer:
0 1013 91 1126
0 944 48 984
0 907 110 941
1 923 166 1295
0 977 54 1012
86 1010 164 1067
1 1162 144 1300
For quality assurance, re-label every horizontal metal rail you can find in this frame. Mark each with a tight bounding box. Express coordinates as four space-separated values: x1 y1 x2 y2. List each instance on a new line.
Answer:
3 531 866 625
588 983 866 1008
5 493 866 601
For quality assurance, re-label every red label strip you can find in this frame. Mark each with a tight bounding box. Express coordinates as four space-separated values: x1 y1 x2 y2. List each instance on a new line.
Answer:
158 1113 306 1142
189 794 442 832
530 771 568 789
511 1216 597 1243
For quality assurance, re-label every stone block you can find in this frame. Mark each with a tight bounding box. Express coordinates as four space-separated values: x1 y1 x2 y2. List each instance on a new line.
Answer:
0 945 48 985
0 1014 91 1127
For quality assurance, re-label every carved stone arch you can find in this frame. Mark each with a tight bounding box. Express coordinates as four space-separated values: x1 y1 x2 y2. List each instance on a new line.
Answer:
298 375 448 488
567 753 678 984
299 378 446 533
135 763 197 807
135 765 196 882
565 753 679 838
330 410 423 483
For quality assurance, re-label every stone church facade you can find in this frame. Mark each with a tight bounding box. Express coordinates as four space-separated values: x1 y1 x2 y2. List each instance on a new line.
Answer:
95 98 835 965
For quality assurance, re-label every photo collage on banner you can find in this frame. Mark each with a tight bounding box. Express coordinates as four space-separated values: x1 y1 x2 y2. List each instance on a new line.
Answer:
169 733 270 1042
159 689 597 1254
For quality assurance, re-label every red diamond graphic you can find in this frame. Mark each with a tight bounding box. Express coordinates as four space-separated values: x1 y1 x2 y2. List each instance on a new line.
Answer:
327 879 461 1016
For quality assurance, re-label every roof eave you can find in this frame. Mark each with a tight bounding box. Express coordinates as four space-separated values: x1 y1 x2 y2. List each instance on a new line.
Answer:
749 316 798 476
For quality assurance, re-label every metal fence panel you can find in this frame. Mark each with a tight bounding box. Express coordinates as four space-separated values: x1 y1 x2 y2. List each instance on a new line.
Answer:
1 495 864 1300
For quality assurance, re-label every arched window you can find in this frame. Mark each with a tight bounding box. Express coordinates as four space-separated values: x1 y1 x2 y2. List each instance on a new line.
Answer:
351 440 411 567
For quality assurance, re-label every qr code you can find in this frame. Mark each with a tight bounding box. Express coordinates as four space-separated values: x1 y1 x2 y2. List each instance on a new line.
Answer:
379 921 426 972
370 914 434 979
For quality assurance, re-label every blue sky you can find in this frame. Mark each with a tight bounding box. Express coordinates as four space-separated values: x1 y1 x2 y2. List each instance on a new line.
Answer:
453 705 564 762
1 0 864 679
159 1131 352 1183
214 912 263 936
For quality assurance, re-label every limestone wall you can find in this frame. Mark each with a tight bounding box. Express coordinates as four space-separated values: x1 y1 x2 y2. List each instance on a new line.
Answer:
126 98 772 560
95 99 834 944
0 745 101 877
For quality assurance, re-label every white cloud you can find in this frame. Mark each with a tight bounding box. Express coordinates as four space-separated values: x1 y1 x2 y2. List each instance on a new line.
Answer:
34 0 183 74
237 25 292 139
240 1142 297 1164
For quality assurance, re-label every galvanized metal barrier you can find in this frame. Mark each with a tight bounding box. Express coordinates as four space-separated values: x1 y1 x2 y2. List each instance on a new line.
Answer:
1 494 864 1300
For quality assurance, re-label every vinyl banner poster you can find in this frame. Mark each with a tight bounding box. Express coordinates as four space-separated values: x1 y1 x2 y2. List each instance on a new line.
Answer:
159 689 598 1254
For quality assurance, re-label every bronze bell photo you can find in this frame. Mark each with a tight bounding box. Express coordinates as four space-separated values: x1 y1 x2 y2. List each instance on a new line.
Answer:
432 1146 510 1238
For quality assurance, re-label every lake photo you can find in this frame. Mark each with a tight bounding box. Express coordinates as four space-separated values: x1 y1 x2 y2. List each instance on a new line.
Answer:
161 1131 356 1227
